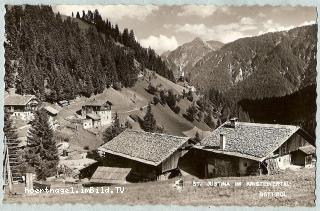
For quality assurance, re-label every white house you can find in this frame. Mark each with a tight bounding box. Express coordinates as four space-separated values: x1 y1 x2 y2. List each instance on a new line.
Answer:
4 94 39 122
81 99 112 129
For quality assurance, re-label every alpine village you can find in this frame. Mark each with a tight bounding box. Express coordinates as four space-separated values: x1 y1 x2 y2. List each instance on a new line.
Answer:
3 5 317 205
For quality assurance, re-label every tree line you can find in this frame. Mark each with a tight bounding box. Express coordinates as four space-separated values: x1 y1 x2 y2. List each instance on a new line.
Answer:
5 5 174 102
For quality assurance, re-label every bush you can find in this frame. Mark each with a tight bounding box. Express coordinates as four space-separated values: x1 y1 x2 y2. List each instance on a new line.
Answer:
185 104 198 122
187 90 193 102
170 105 180 114
83 145 90 150
113 82 122 91
147 83 157 94
166 89 176 107
125 121 132 129
160 90 167 104
153 96 160 105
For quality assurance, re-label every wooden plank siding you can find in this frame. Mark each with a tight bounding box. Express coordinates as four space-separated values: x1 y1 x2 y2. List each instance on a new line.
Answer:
161 149 181 173
277 133 307 156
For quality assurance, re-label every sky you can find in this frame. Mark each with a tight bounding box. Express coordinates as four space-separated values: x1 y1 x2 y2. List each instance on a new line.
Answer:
53 5 317 54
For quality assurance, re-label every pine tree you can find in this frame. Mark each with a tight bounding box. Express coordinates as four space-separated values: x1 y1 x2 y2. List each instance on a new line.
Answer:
76 11 80 19
142 104 157 132
24 109 59 180
194 131 201 142
186 103 198 122
103 112 124 143
4 111 18 141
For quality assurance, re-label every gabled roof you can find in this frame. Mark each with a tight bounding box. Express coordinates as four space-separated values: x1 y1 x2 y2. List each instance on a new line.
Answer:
59 158 97 174
44 106 59 115
196 121 301 161
90 167 131 184
4 94 37 106
86 113 101 120
98 129 190 166
298 145 315 155
84 99 111 107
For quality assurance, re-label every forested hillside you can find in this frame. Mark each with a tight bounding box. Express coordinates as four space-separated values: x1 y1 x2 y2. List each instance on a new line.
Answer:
5 5 173 102
161 37 224 79
239 85 316 137
191 25 317 100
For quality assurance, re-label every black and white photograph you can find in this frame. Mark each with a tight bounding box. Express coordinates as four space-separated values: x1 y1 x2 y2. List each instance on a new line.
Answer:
2 4 317 206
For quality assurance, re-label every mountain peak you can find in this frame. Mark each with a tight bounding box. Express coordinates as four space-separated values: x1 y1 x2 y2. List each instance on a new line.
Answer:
191 37 204 43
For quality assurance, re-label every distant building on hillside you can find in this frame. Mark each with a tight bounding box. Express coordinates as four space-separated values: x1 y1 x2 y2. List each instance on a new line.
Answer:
58 100 70 107
179 65 185 78
43 106 59 130
189 119 315 178
4 94 39 121
81 99 112 129
98 129 191 182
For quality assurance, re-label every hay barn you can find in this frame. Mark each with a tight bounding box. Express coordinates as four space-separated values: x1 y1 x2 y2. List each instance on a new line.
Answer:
98 129 191 181
186 119 315 178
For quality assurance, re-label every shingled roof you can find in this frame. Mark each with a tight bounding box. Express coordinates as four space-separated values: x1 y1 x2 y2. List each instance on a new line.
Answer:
4 94 37 106
298 145 315 155
98 129 190 166
196 121 301 161
44 106 59 115
90 167 131 184
84 99 111 107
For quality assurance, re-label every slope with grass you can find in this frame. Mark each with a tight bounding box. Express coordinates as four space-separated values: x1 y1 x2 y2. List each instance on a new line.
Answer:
4 168 315 206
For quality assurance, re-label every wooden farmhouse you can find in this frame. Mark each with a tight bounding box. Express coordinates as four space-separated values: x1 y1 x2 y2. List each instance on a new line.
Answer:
4 94 39 121
81 99 112 129
98 129 191 181
190 119 315 178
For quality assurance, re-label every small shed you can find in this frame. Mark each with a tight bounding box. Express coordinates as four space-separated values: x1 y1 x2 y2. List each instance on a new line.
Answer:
58 100 70 107
291 145 316 166
58 158 98 179
90 167 132 185
44 106 59 116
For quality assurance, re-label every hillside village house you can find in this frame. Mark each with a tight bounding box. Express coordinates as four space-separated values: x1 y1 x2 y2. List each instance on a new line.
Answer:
81 99 112 129
191 119 315 178
98 129 191 181
4 94 39 121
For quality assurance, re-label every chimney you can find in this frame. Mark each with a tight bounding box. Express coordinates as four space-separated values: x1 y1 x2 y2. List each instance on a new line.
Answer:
230 117 238 128
220 133 226 150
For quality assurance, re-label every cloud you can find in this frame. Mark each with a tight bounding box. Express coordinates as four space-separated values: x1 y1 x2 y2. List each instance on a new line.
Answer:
177 5 219 17
258 19 295 35
240 17 255 25
175 23 246 43
257 12 267 18
53 5 158 22
139 35 179 54
299 20 316 26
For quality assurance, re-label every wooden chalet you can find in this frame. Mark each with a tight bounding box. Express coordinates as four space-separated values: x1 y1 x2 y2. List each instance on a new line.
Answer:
4 94 39 121
98 129 191 181
189 119 315 178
